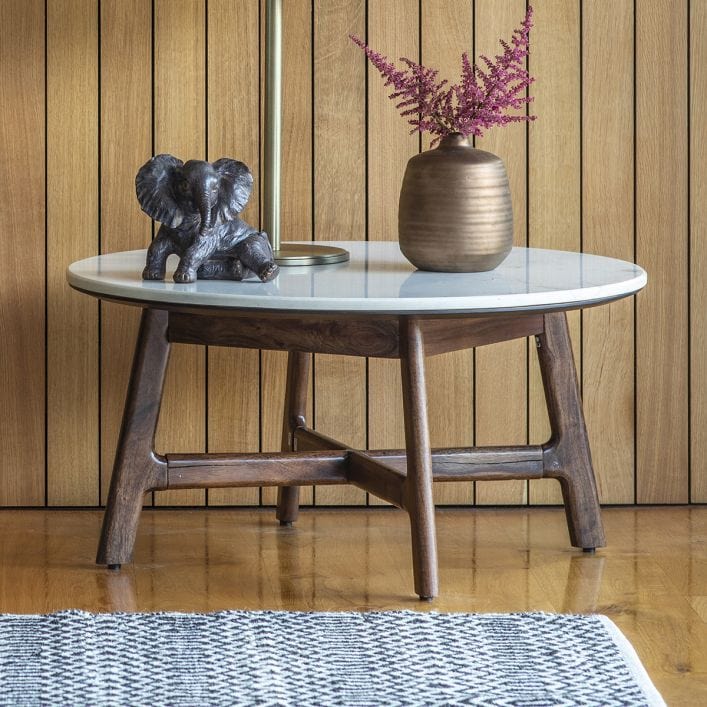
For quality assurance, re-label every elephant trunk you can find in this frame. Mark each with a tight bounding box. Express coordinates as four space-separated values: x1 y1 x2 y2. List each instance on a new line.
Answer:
198 191 213 234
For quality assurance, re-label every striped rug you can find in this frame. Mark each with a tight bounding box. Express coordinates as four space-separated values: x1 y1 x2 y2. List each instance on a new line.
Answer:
0 610 664 706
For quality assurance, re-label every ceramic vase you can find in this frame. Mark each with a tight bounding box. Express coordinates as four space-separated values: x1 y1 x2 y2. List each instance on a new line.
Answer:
398 133 513 272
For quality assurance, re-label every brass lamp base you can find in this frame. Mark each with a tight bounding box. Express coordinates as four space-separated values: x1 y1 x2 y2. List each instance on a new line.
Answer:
273 243 349 266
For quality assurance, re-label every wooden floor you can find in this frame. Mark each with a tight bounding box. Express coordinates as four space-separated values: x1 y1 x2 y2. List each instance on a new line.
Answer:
0 506 705 704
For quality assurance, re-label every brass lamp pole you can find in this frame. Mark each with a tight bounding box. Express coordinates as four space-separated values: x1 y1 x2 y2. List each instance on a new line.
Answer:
264 0 349 265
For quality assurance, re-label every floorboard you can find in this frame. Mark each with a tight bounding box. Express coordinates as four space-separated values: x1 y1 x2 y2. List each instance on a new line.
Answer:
0 507 704 704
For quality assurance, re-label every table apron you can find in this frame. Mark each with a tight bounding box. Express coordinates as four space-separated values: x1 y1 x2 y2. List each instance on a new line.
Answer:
166 311 545 358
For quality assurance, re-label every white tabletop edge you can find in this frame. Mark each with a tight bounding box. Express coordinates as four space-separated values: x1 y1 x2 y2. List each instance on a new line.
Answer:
67 269 647 314
67 242 647 315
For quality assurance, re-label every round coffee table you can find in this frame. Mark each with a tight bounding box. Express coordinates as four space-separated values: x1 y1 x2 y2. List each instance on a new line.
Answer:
68 241 647 600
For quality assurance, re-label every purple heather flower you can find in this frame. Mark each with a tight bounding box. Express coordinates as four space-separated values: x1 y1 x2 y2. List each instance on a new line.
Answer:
351 6 536 144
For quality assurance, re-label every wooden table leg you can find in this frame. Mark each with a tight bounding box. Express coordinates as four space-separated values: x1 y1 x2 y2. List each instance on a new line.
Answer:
400 318 439 600
537 312 606 550
276 351 311 525
96 308 170 568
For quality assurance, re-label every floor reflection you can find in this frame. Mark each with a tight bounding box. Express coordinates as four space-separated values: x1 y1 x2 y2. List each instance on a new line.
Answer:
0 507 707 704
0 506 705 702
0 507 703 613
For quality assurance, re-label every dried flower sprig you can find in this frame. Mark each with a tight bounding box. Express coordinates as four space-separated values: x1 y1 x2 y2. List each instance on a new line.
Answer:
350 6 536 144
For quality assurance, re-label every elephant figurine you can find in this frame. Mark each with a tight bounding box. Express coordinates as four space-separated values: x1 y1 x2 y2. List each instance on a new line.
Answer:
135 154 279 283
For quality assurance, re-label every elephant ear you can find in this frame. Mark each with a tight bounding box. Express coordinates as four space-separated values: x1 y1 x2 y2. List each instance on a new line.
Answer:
213 158 253 220
135 154 185 228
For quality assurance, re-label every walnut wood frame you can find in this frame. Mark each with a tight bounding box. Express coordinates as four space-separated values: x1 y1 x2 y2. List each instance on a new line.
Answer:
97 306 604 600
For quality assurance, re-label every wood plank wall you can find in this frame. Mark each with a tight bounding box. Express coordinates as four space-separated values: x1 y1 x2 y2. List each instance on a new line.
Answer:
0 0 702 508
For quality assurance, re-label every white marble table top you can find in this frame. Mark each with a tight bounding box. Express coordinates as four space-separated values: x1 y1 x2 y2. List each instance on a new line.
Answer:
67 241 646 314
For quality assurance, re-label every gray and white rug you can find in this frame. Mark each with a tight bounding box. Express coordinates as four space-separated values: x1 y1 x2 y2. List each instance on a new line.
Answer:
0 610 664 706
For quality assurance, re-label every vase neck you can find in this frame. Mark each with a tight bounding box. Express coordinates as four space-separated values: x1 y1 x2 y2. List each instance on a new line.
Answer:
438 133 471 148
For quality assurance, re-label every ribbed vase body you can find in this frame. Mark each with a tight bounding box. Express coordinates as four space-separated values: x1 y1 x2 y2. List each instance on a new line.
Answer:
398 133 513 272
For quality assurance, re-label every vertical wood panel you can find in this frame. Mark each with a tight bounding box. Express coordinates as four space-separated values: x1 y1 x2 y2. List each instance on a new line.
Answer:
420 0 474 506
261 0 314 506
582 0 635 504
691 0 707 502
528 0 581 505
313 0 367 505
367 0 418 506
206 0 260 506
636 0 688 503
47 0 99 505
1 1 702 509
474 0 528 506
100 0 152 505
0 0 45 506
153 0 206 506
